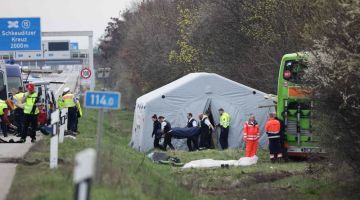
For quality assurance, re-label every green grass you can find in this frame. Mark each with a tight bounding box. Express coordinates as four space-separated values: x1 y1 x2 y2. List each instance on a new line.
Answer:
7 109 355 200
8 110 197 200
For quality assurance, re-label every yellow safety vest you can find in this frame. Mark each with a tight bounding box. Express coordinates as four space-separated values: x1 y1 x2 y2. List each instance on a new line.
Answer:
0 100 8 115
76 101 83 117
220 112 231 128
62 93 76 108
13 92 25 109
24 92 39 115
57 95 64 110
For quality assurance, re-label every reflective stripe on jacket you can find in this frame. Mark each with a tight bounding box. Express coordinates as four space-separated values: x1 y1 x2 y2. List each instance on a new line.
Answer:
220 112 230 128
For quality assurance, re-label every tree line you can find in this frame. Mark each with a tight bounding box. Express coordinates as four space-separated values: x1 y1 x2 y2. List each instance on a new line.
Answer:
97 0 316 107
97 0 360 175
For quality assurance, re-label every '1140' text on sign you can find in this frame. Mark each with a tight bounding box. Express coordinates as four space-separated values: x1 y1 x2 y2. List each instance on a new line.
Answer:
84 91 121 110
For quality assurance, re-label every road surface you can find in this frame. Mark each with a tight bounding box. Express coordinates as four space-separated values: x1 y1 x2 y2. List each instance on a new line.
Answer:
0 70 80 200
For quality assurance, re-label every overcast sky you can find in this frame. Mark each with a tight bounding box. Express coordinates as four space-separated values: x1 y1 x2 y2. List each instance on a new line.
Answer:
1 0 138 48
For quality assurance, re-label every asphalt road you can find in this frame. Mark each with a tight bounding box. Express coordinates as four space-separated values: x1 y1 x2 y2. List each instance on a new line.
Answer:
0 69 80 200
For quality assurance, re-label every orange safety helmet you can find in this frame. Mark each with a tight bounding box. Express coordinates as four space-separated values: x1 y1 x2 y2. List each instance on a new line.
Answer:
26 83 35 91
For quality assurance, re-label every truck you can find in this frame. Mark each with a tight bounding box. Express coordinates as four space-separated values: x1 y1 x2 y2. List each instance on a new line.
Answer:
276 52 324 156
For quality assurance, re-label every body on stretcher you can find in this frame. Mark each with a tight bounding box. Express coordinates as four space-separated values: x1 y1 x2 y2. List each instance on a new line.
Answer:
167 127 201 139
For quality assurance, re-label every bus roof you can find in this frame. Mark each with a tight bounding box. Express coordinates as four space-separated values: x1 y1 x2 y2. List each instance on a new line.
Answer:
281 52 308 61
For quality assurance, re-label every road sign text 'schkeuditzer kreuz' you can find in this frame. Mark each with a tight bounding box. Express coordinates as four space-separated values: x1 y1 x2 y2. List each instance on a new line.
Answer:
0 17 41 51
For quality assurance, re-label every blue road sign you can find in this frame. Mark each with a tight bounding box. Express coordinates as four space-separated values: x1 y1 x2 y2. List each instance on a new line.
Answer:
0 17 41 51
84 91 121 110
70 42 79 50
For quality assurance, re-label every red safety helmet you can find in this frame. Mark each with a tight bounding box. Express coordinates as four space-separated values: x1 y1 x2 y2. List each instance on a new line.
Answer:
26 83 35 91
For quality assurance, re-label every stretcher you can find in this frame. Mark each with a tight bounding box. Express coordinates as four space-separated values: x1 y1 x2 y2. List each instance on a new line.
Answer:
169 127 201 139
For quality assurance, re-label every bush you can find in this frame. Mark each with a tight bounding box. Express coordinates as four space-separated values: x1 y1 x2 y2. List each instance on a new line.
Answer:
304 0 360 174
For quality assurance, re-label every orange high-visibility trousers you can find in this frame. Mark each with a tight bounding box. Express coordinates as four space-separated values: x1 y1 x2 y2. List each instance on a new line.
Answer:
245 140 258 157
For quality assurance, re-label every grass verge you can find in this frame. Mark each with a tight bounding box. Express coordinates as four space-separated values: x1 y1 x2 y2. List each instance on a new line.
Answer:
7 109 359 200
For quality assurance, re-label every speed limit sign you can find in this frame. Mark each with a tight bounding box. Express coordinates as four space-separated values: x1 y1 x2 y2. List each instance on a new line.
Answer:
80 68 92 79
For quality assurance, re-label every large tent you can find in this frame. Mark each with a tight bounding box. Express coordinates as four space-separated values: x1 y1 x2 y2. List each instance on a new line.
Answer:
130 73 275 152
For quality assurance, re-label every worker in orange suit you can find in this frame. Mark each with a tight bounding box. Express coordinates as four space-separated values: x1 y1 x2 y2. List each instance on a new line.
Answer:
265 112 282 162
243 115 260 157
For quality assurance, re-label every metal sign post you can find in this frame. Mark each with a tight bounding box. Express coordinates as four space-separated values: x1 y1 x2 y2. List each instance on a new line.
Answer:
84 90 120 183
95 108 104 182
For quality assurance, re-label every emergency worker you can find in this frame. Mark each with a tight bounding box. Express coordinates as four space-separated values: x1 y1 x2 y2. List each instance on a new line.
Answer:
159 116 175 150
265 112 282 162
74 97 82 133
151 114 162 149
20 84 40 143
243 115 260 157
12 87 25 136
186 113 199 151
58 87 79 132
218 108 230 149
198 113 214 149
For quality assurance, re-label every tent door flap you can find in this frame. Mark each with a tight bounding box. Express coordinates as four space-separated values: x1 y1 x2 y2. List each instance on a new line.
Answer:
203 98 211 113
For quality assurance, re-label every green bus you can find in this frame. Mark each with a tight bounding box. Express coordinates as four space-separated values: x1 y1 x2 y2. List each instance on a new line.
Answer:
277 53 324 156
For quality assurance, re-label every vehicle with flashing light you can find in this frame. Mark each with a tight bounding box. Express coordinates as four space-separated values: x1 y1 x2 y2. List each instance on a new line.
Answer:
276 52 324 156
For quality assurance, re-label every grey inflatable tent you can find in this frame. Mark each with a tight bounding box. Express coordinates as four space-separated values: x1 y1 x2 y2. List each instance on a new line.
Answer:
130 73 275 152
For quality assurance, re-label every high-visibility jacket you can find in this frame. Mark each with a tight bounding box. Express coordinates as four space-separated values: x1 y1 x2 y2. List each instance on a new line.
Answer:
0 100 8 115
76 101 82 117
57 95 64 109
13 92 25 109
24 92 39 115
243 121 260 141
265 118 280 138
6 99 15 111
62 93 76 108
220 112 231 128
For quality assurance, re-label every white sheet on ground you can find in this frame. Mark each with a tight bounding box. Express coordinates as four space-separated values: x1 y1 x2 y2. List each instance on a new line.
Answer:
182 156 258 169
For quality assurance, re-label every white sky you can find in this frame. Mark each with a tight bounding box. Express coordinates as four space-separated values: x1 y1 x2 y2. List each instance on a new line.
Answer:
1 0 138 48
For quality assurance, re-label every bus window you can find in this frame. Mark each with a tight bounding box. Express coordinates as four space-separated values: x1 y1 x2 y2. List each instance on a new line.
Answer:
283 60 307 84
